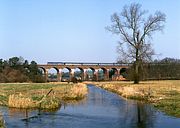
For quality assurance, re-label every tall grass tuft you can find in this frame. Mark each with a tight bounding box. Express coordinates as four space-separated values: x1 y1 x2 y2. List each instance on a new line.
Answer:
40 97 60 109
8 93 36 108
6 83 88 109
63 83 88 100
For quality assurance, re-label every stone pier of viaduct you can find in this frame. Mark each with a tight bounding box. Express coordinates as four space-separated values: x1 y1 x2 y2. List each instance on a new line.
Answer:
38 62 130 81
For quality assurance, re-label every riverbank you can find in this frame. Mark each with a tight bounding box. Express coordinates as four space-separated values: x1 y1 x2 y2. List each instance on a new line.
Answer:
85 80 180 117
0 82 88 109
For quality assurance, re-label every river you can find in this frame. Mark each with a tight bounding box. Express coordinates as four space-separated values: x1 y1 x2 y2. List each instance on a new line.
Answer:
0 84 180 128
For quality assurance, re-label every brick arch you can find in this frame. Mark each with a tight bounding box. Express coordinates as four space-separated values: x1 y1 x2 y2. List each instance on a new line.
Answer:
37 67 48 81
74 67 84 81
88 67 95 72
63 67 71 72
100 68 109 80
96 68 108 81
109 68 118 80
47 67 60 82
50 67 59 73
120 68 127 78
75 67 84 74
61 67 71 82
38 67 46 74
85 67 95 81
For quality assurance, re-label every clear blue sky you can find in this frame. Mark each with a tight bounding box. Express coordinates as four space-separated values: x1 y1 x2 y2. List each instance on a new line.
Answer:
0 0 180 64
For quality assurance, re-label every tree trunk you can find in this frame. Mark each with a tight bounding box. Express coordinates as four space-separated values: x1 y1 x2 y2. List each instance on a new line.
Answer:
134 62 139 84
134 49 139 84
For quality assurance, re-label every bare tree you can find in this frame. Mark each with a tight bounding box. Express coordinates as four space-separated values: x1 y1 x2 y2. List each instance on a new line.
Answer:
106 3 166 84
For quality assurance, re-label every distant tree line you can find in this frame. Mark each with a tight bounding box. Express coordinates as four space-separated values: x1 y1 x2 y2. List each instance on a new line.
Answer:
0 57 45 83
126 57 180 81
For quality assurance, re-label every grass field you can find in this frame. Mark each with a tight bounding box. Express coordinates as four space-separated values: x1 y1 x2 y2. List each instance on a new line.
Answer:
88 80 180 117
0 82 88 109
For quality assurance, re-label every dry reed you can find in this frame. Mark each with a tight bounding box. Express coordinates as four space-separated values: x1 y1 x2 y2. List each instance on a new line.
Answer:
8 93 36 108
6 83 88 109
62 83 88 100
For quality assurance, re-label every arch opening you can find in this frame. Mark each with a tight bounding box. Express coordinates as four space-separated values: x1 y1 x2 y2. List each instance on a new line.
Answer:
47 67 59 82
38 67 45 75
109 68 118 80
97 68 107 81
120 68 127 78
74 67 84 81
85 68 95 81
61 67 71 82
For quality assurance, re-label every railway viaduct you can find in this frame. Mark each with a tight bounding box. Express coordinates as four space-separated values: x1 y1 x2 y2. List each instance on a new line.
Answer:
38 62 130 81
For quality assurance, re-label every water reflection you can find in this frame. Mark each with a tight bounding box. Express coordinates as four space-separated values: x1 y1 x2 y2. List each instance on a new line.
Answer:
86 85 156 128
0 84 180 128
136 102 156 128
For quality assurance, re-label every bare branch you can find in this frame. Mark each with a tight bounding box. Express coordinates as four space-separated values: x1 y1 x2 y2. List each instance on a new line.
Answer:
140 11 166 42
106 2 166 74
